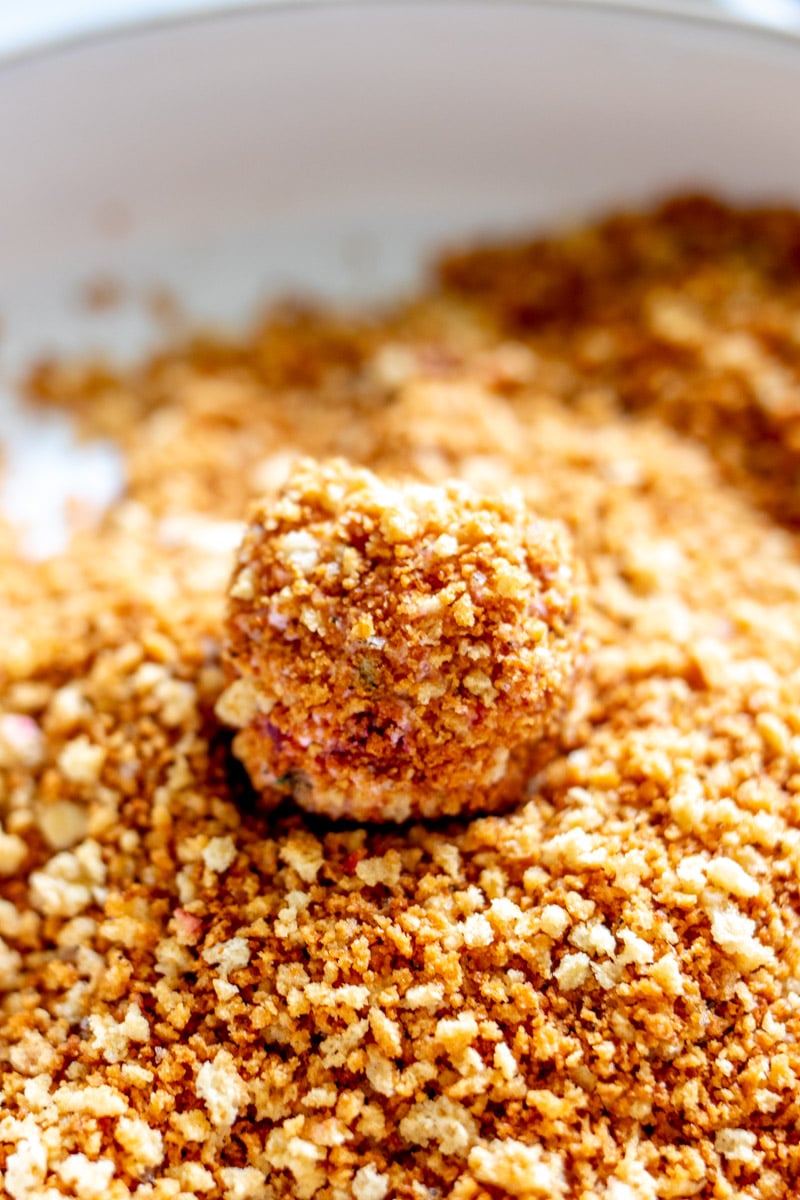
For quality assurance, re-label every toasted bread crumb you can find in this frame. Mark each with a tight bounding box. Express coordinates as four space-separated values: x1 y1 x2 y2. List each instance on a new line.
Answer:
4 195 800 1197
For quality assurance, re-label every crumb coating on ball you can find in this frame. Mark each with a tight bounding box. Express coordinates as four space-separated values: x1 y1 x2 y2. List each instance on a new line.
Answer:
219 459 582 821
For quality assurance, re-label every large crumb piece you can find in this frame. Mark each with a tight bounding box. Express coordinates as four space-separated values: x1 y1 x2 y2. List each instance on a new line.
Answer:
218 458 582 821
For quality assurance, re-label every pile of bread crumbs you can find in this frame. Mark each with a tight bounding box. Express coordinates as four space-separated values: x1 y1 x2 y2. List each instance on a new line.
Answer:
1 195 800 1199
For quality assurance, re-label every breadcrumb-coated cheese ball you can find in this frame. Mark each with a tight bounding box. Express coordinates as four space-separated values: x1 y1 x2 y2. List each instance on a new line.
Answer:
218 458 582 821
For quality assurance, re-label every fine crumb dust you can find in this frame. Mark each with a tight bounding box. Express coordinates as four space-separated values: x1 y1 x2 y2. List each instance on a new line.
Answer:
2 194 800 1199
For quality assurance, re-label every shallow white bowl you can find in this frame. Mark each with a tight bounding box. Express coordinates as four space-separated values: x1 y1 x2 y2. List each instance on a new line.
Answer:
1 1 800 548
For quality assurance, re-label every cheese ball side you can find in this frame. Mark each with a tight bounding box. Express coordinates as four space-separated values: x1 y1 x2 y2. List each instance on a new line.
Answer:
218 459 582 821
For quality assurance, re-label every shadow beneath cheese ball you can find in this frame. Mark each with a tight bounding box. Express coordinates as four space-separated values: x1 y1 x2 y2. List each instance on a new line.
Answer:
219 727 564 851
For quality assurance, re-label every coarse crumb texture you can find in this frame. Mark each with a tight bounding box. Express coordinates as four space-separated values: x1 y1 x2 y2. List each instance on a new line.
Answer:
2 195 800 1199
219 458 582 822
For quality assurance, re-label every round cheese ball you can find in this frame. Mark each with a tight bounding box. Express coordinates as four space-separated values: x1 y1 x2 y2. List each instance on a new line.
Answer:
218 459 582 822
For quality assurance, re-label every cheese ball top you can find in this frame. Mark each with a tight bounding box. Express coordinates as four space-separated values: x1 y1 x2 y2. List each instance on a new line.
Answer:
218 459 582 821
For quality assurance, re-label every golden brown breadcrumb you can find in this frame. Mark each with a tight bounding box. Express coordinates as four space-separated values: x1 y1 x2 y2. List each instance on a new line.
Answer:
2 196 800 1199
218 459 581 822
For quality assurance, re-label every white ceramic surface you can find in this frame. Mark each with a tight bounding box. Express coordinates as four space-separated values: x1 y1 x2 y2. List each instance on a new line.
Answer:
0 1 786 61
2 1 800 550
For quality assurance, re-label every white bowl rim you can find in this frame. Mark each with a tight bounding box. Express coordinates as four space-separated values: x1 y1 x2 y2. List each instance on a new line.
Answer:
0 0 798 77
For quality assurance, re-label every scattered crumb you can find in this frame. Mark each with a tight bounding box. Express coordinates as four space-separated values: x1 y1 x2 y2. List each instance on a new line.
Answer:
79 275 124 313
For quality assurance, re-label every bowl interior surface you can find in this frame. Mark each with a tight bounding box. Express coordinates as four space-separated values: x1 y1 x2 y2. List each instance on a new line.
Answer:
1 1 800 547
